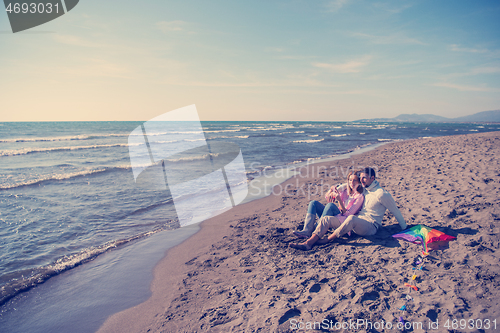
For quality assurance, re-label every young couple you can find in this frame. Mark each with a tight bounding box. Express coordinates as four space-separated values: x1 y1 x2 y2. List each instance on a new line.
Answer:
290 167 407 250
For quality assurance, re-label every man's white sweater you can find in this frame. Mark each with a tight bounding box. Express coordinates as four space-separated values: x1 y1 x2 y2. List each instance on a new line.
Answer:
358 180 407 229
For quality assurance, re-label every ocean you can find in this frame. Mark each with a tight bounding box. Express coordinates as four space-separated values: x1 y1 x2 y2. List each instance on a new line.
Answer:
0 121 499 332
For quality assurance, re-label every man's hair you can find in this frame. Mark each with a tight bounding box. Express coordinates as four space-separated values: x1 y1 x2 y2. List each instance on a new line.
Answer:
361 167 376 179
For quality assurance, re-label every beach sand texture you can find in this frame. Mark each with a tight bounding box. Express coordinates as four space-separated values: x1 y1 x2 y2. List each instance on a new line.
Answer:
98 131 500 333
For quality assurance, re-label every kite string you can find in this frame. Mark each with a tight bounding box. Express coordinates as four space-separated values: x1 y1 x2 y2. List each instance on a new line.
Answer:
400 251 426 319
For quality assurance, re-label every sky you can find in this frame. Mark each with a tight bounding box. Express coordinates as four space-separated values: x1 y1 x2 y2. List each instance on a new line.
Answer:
1 0 500 121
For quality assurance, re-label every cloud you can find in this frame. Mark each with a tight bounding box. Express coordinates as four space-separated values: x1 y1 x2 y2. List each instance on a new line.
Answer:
58 58 132 79
273 55 319 60
470 67 500 75
265 47 285 53
449 44 488 53
433 82 499 92
154 70 339 88
161 79 338 88
156 21 191 33
440 67 500 79
312 56 372 73
372 3 413 14
350 32 426 45
326 0 349 12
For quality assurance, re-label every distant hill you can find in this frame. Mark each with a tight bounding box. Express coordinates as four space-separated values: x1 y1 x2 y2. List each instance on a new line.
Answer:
356 110 500 123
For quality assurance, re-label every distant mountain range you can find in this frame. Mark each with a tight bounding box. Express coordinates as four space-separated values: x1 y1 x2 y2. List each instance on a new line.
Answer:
356 110 500 123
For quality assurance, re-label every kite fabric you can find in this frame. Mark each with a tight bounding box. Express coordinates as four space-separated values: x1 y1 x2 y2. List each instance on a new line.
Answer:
392 225 456 254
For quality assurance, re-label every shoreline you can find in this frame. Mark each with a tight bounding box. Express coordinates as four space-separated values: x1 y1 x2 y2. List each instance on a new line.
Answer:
98 131 500 332
0 140 390 333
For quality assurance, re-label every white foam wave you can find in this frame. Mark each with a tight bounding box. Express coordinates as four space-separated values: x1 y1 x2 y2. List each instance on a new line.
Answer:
331 134 348 137
1 143 132 157
0 135 90 143
248 127 278 131
150 141 178 145
166 153 224 163
209 135 249 139
292 139 325 143
346 124 372 128
0 227 167 306
0 166 132 190
145 131 204 136
204 129 241 133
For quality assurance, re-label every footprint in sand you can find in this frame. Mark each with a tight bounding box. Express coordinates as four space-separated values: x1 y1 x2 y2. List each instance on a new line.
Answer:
309 278 329 293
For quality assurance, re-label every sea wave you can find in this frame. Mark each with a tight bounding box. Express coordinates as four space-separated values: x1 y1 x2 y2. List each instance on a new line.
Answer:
248 127 280 131
0 135 91 143
145 131 204 136
165 152 228 163
292 139 325 143
331 134 348 137
0 225 173 306
204 129 241 133
0 166 131 190
0 143 134 157
0 133 137 143
208 135 249 139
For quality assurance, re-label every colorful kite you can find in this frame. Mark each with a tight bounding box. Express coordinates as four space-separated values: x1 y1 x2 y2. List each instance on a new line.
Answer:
392 225 456 255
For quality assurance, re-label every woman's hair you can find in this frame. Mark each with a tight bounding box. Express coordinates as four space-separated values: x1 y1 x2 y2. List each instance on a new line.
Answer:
347 170 363 195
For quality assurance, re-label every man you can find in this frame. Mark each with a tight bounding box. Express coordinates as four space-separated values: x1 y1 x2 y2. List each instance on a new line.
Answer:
290 167 407 250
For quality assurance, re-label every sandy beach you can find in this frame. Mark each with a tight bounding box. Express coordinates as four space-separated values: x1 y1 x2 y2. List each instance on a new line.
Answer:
98 131 500 333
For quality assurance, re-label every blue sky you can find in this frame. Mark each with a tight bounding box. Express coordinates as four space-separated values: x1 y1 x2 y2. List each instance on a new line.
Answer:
1 0 499 121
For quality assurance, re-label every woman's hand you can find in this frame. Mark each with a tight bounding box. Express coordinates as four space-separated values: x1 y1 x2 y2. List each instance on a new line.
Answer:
325 193 336 203
336 195 347 214
325 186 337 203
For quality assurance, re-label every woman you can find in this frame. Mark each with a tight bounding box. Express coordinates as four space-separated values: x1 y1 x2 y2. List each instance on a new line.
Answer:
290 171 364 250
293 171 364 238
